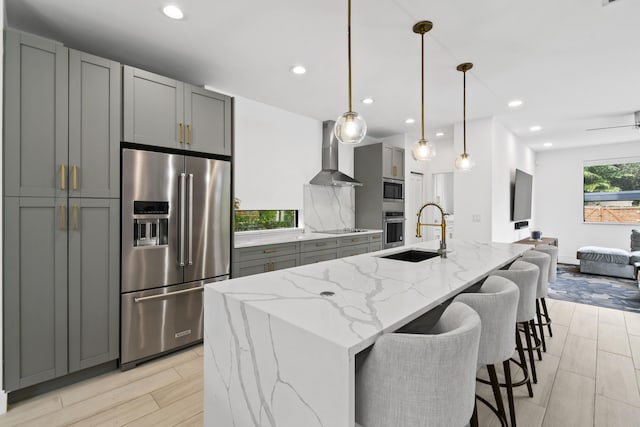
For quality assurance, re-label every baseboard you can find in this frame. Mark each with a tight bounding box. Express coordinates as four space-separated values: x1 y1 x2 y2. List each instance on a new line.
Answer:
0 390 7 414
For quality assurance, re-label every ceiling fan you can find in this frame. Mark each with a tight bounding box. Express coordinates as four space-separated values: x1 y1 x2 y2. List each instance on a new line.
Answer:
586 111 640 132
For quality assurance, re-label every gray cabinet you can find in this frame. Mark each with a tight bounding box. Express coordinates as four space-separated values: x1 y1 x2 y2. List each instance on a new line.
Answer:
382 146 404 179
233 242 300 277
123 66 232 155
4 31 68 198
4 197 68 390
300 248 338 266
69 50 120 198
68 198 119 372
338 243 370 258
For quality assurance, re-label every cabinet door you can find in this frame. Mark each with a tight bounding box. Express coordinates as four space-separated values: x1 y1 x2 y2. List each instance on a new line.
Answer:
392 148 405 178
68 198 119 372
69 51 121 198
4 197 68 391
122 66 184 149
4 31 68 198
382 146 393 179
184 85 232 155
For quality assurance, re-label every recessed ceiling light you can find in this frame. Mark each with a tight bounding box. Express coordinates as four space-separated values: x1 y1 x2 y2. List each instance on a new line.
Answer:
405 118 415 124
530 125 542 132
162 5 184 20
290 65 306 75
361 97 374 105
543 142 553 147
436 132 444 137
508 100 523 108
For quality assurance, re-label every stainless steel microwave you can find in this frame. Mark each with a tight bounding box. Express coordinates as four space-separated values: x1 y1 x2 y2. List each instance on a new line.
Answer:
383 179 404 201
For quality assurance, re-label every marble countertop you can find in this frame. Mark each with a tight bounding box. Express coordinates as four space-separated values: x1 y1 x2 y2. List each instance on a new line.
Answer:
208 239 531 355
234 229 383 249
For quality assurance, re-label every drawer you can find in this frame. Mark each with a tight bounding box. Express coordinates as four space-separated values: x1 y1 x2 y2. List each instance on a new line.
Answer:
300 248 338 266
369 233 382 242
232 253 299 278
369 242 383 252
234 242 299 262
339 235 370 247
300 238 338 252
338 243 370 258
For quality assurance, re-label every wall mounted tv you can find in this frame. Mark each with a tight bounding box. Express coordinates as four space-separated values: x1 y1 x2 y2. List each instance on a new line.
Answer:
512 169 533 221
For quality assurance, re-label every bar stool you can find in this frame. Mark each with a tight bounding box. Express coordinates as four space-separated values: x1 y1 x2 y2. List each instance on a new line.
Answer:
533 244 558 339
492 260 539 398
454 275 519 427
355 302 481 427
521 250 551 355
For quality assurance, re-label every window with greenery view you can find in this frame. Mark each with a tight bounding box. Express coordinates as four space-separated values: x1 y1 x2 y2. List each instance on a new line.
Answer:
583 159 640 223
235 210 298 231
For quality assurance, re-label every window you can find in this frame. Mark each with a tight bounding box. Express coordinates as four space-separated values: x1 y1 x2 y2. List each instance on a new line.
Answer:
234 210 298 232
583 158 640 223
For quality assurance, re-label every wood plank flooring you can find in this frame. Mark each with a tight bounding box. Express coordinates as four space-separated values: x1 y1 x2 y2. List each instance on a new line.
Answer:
1 299 640 426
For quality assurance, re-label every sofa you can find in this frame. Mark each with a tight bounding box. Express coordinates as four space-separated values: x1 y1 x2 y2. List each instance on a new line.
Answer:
577 230 640 281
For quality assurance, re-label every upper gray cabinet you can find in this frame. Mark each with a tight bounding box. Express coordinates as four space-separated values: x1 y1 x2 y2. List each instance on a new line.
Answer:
123 66 232 155
382 146 405 179
69 50 121 198
4 31 68 198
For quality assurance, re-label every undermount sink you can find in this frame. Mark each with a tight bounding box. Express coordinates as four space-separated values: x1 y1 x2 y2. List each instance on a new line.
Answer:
380 249 442 262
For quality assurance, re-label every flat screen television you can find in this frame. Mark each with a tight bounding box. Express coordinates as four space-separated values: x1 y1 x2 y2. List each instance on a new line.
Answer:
512 169 533 221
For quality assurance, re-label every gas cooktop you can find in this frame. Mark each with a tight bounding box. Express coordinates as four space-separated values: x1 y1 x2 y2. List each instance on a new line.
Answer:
318 228 368 235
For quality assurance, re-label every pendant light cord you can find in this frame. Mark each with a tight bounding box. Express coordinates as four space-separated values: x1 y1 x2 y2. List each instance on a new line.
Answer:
347 0 353 112
463 69 467 155
421 31 425 141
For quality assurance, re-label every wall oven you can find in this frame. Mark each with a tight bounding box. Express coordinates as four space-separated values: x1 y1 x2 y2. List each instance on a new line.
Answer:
383 179 404 202
383 211 405 248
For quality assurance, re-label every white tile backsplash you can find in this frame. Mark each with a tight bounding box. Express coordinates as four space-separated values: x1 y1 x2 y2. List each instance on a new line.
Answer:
303 184 354 232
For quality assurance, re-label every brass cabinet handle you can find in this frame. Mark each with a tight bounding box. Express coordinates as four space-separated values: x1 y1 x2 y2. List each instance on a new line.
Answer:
73 205 78 230
73 165 77 191
179 123 184 144
263 249 279 254
59 205 65 230
392 165 397 177
61 164 66 190
187 124 191 144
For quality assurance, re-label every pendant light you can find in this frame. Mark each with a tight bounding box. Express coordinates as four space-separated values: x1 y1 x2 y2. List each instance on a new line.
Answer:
455 62 475 171
411 21 436 161
334 0 367 144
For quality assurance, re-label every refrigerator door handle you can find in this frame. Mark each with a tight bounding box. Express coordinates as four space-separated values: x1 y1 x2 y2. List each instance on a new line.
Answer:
187 173 194 266
179 173 186 267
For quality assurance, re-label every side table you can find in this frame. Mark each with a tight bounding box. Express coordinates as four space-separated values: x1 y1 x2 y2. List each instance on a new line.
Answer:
514 236 558 247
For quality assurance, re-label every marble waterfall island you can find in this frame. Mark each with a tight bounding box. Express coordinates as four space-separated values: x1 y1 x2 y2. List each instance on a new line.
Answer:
204 240 531 426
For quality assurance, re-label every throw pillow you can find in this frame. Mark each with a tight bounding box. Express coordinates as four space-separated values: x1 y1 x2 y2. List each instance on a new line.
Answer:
631 229 640 251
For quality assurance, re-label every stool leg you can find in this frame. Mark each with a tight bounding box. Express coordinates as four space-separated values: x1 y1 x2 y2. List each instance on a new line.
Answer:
488 364 508 426
530 319 543 361
522 321 538 384
536 299 547 353
503 359 517 427
541 297 553 337
515 327 534 397
470 401 479 427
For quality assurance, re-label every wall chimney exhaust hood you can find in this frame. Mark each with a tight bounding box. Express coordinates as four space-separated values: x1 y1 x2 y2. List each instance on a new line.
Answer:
310 121 363 187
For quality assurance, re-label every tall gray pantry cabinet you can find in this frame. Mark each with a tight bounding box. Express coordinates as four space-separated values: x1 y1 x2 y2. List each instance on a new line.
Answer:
3 30 120 391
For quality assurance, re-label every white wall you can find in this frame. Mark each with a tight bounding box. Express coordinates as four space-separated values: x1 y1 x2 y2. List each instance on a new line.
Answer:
233 96 353 215
491 120 536 242
535 140 640 264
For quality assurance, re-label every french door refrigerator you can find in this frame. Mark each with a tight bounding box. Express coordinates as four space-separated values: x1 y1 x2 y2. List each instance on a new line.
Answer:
120 147 230 369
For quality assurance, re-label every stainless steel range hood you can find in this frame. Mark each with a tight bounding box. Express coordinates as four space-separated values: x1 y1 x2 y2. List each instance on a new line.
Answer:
310 120 363 187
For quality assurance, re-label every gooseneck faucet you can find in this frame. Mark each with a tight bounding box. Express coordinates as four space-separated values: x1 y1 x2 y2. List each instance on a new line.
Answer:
416 202 448 257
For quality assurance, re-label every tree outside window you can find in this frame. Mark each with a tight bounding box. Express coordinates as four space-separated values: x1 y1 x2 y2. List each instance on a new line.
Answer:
583 160 640 223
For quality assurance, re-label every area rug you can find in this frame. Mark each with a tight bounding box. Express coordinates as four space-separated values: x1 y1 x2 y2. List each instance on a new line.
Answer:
549 264 640 313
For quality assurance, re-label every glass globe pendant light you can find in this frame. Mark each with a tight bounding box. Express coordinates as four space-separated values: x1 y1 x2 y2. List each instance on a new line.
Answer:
334 0 367 144
412 21 436 161
455 62 475 171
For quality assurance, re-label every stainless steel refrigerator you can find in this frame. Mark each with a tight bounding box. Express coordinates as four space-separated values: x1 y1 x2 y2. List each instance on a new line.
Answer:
120 147 230 369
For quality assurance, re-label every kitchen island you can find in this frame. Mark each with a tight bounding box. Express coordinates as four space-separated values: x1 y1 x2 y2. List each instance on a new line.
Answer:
204 239 531 426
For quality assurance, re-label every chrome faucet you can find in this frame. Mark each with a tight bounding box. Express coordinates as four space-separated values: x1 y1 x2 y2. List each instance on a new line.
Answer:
416 202 448 257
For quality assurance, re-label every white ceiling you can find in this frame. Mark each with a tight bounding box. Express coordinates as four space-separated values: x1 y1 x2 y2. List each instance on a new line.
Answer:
6 0 640 151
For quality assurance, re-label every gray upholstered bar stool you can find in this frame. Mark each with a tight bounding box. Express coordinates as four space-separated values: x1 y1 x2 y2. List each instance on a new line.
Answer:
533 244 558 340
521 250 552 355
492 260 540 394
454 275 519 427
355 302 481 427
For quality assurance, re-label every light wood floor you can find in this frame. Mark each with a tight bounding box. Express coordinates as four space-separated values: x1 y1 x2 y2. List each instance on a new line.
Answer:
2 298 640 426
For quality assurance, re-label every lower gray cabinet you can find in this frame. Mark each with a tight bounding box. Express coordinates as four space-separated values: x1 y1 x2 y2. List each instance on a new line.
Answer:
300 248 338 266
4 197 68 390
3 197 119 391
338 243 370 258
68 198 119 372
233 253 299 277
